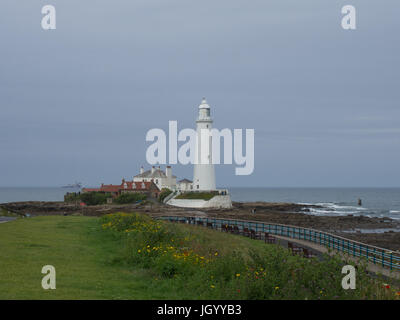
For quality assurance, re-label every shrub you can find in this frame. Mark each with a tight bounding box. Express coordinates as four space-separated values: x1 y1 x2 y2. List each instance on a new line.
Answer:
80 192 110 205
64 192 81 203
114 193 146 204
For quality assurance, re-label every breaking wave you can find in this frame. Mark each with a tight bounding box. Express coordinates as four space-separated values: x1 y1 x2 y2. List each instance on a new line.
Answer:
301 203 400 219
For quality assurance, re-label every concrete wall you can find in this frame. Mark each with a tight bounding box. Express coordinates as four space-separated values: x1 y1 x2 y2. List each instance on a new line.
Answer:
167 195 232 209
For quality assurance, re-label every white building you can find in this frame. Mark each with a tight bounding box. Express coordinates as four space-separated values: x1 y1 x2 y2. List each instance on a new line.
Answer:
134 166 177 190
177 178 193 191
165 98 232 208
193 98 217 191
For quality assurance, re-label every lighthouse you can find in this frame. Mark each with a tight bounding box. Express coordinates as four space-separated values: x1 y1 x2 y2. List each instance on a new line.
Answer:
193 98 217 191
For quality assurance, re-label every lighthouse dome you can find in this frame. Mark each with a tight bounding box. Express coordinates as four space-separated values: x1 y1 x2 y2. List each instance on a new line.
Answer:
199 98 210 109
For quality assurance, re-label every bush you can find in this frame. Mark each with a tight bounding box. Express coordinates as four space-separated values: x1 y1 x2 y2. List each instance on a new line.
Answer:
80 192 110 206
64 192 81 203
114 193 146 204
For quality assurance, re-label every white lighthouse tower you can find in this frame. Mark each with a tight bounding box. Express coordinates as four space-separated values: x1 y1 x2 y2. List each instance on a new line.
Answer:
193 98 216 191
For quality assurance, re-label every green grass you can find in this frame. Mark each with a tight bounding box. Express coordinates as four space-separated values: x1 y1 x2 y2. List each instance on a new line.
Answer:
0 215 273 299
0 216 173 299
0 215 398 300
175 192 218 200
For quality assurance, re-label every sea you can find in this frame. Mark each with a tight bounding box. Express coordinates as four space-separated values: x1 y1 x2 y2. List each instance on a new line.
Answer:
0 187 399 220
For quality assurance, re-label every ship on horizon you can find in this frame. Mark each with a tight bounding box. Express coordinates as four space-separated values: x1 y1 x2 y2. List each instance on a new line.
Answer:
61 182 82 189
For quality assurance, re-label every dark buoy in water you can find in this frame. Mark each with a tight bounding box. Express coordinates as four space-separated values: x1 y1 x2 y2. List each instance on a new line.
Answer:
358 198 362 206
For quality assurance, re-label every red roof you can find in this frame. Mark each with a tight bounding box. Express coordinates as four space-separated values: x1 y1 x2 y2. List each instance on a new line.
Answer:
83 180 158 193
82 188 101 192
99 184 121 193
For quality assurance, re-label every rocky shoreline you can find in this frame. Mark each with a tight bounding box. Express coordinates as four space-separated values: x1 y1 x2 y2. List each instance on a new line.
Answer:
1 200 399 251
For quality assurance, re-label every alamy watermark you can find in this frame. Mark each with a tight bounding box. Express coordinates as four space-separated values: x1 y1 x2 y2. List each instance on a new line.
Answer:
145 121 255 176
341 265 356 290
39 5 357 31
41 265 56 290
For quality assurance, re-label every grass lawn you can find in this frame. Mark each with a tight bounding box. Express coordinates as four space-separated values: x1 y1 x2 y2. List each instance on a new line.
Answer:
175 192 218 200
0 215 272 299
0 216 171 299
0 214 397 300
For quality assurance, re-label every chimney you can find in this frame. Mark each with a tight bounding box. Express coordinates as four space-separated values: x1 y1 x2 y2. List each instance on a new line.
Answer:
151 166 155 174
140 166 144 174
166 166 172 178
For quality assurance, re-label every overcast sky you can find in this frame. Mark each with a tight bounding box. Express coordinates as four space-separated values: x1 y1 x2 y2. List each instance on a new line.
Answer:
0 1 399 187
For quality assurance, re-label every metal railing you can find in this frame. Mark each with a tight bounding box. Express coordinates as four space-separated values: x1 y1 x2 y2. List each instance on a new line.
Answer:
156 215 400 271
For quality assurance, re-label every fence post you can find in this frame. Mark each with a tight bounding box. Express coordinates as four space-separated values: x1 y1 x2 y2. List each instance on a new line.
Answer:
382 251 384 268
390 252 393 270
373 248 376 264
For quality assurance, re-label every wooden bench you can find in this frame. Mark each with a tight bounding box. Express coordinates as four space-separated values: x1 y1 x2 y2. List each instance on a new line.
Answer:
288 242 303 255
302 248 315 258
242 227 250 237
250 229 262 240
264 233 276 244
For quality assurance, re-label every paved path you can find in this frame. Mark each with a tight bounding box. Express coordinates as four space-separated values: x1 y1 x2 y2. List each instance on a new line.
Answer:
0 217 16 224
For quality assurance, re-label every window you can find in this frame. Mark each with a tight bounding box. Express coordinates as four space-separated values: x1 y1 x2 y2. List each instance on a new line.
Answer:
132 183 136 189
124 183 127 189
142 183 145 189
197 185 199 189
